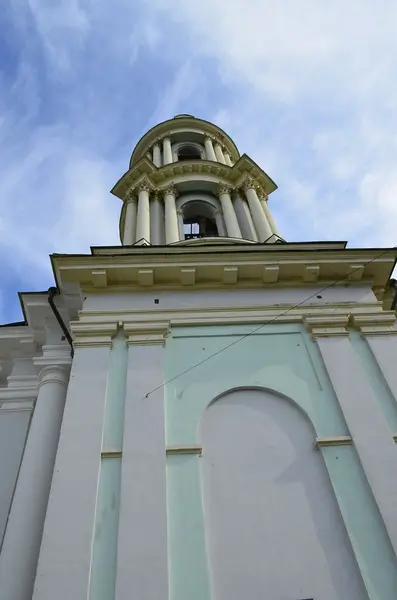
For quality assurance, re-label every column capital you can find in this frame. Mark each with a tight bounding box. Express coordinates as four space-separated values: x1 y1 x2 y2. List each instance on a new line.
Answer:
37 364 70 388
162 133 172 142
218 183 233 196
136 177 154 193
125 188 138 203
163 183 178 198
257 188 268 201
304 314 350 340
241 176 257 191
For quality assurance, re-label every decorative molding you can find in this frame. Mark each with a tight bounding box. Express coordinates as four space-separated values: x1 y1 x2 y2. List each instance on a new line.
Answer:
92 269 107 288
70 322 118 348
262 265 279 283
348 264 365 281
304 314 350 339
138 269 154 286
124 321 170 346
350 312 397 336
166 446 202 456
316 436 352 447
304 265 320 283
223 267 238 284
101 450 122 458
180 268 196 286
0 401 33 412
74 304 389 334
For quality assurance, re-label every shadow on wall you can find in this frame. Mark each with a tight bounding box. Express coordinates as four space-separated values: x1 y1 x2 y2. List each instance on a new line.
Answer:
198 387 368 600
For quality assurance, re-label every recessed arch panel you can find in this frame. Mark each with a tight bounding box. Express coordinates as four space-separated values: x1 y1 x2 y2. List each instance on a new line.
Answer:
199 387 367 600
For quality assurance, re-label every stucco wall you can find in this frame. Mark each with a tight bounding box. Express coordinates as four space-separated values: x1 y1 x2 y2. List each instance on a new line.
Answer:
165 323 397 600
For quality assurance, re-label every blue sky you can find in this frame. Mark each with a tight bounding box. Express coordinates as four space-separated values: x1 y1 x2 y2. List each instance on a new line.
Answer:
1 0 397 323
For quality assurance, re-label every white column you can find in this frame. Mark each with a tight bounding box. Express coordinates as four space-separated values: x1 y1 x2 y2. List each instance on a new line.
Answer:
150 192 163 245
0 347 71 600
164 185 180 245
214 209 226 237
232 192 258 241
224 151 233 166
123 193 137 245
258 191 280 236
162 136 173 165
136 181 151 243
177 209 185 239
204 136 217 162
218 185 242 238
152 143 161 167
115 325 169 600
214 142 226 164
306 319 397 559
32 334 115 600
243 179 273 242
172 147 178 162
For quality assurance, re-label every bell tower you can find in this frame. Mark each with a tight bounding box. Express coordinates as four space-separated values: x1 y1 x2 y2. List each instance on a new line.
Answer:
113 114 283 247
2 112 397 600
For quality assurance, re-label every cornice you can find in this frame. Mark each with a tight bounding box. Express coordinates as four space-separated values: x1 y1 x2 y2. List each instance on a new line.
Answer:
113 153 277 202
53 246 397 292
70 304 387 334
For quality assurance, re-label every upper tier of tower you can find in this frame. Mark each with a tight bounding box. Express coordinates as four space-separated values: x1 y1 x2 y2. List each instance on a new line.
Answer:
112 114 282 247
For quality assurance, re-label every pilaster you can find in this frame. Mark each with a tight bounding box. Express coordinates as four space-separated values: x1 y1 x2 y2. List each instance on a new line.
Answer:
115 321 170 600
351 312 397 410
304 313 397 559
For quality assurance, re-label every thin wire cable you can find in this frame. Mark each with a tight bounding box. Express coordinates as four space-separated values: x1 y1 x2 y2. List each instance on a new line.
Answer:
145 245 396 398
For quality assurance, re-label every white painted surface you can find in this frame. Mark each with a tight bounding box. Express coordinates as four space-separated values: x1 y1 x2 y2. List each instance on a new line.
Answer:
115 344 168 600
364 335 397 408
83 285 378 312
32 346 111 600
0 366 69 600
200 388 367 600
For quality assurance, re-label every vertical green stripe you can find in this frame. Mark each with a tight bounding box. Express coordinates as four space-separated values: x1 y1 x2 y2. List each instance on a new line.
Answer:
89 458 122 600
103 333 129 450
90 332 128 600
322 445 397 599
166 454 211 600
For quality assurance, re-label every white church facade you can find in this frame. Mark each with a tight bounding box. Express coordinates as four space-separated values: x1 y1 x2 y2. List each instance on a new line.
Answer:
1 114 397 600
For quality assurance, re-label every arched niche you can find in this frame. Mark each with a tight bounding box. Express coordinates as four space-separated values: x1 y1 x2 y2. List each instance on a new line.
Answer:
198 387 367 600
177 192 226 239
